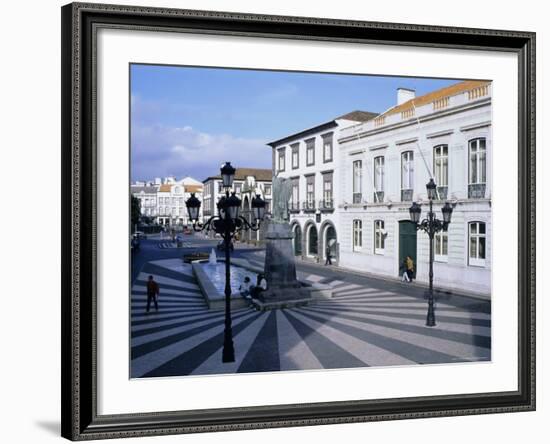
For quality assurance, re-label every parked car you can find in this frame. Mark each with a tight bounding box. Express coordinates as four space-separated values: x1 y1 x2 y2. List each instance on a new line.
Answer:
134 231 147 240
217 240 234 252
183 227 192 235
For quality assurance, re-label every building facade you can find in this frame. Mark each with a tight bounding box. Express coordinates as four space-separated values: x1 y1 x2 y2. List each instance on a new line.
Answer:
337 81 492 295
268 111 377 265
131 176 203 227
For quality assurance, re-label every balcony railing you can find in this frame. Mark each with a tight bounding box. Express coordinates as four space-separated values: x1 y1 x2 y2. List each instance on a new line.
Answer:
468 183 486 199
468 84 489 100
353 193 362 204
401 189 413 202
401 108 415 119
319 199 334 211
289 201 300 213
433 96 449 110
373 191 384 203
436 186 448 200
302 201 316 212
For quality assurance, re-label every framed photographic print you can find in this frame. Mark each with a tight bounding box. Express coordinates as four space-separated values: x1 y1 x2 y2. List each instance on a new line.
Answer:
61 2 536 440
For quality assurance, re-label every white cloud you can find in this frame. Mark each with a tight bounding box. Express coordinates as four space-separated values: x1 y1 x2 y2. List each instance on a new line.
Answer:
131 124 271 180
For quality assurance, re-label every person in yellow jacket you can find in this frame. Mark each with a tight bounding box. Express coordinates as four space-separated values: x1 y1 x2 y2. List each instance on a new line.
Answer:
405 256 415 282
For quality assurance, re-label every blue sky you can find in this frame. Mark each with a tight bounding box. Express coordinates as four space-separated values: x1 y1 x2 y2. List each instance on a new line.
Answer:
130 64 459 181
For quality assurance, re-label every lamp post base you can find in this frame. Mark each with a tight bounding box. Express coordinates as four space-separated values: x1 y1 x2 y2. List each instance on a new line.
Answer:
222 329 235 363
426 304 436 327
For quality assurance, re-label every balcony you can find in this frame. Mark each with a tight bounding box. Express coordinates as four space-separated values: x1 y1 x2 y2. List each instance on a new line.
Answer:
436 186 448 200
302 201 316 212
468 183 486 199
401 189 413 202
289 201 300 213
319 199 334 212
373 191 384 203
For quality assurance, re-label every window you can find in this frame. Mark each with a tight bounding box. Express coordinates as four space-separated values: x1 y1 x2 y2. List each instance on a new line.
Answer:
178 197 184 206
234 183 242 194
218 181 224 193
278 148 286 172
374 220 385 254
401 151 414 201
322 133 333 162
322 173 333 208
291 143 299 169
353 160 362 203
469 222 486 266
469 138 487 198
353 220 362 251
434 229 448 262
264 184 272 196
374 156 385 202
291 179 299 211
306 138 315 166
306 176 315 209
434 145 448 187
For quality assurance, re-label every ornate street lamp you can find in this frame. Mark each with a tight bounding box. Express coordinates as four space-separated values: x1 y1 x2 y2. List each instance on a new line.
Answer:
185 162 265 363
409 179 453 327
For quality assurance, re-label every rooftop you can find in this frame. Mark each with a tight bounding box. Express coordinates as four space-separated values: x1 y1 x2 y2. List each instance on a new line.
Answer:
267 109 378 147
382 80 491 117
203 167 272 183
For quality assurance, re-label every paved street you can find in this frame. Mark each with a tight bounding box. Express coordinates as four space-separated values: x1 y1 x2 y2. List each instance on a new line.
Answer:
130 233 491 378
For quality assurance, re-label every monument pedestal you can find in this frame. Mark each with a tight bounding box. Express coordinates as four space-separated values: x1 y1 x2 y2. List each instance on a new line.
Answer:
256 222 311 309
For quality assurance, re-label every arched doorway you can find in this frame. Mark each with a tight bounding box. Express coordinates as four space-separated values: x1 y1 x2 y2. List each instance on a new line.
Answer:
306 224 318 257
324 225 337 263
292 223 302 256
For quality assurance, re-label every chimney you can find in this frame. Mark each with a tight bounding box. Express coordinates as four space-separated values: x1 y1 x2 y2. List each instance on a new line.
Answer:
397 88 415 106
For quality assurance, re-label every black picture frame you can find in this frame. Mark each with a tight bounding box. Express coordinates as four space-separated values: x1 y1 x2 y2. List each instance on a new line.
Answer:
61 2 536 440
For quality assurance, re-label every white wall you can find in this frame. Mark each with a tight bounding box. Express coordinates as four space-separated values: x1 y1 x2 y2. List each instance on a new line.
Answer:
0 1 546 443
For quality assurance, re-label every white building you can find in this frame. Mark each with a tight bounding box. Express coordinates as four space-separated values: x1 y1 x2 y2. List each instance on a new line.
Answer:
202 168 272 242
267 111 377 264
337 81 492 295
130 184 158 219
131 176 203 226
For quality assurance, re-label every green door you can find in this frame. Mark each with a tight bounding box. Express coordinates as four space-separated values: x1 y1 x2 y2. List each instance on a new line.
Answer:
399 220 417 277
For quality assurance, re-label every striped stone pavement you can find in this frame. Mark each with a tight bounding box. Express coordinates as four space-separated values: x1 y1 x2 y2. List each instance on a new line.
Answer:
131 258 491 378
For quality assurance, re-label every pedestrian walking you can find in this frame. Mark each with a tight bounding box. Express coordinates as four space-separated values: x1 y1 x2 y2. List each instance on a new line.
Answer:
405 256 415 282
325 245 332 266
146 275 160 312
401 258 410 282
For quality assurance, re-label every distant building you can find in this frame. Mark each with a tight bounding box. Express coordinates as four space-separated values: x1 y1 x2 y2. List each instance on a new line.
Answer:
130 185 158 219
267 110 377 263
131 176 203 227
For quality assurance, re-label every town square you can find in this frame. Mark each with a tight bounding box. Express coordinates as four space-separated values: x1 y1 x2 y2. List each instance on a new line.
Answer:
130 65 492 378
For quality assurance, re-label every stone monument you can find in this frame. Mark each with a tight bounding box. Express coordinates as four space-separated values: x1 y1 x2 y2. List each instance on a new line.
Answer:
256 175 311 308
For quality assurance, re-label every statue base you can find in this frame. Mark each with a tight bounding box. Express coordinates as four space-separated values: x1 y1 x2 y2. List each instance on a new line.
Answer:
257 221 312 309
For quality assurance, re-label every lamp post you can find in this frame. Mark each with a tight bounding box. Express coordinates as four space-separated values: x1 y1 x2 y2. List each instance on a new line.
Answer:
185 162 266 362
409 178 453 327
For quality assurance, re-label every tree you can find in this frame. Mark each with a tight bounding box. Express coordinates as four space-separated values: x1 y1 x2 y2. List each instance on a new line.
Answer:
131 196 141 231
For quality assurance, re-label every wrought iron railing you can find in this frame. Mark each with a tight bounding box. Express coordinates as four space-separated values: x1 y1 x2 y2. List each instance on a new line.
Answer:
468 183 486 199
353 193 362 204
302 201 316 211
289 202 300 212
401 189 413 202
373 191 385 203
319 199 334 210
436 186 448 200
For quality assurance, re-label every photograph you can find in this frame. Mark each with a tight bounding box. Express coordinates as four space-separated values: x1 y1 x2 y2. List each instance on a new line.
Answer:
129 65 492 379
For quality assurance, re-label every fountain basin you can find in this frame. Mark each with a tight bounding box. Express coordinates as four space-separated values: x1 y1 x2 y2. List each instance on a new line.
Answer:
192 261 257 310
